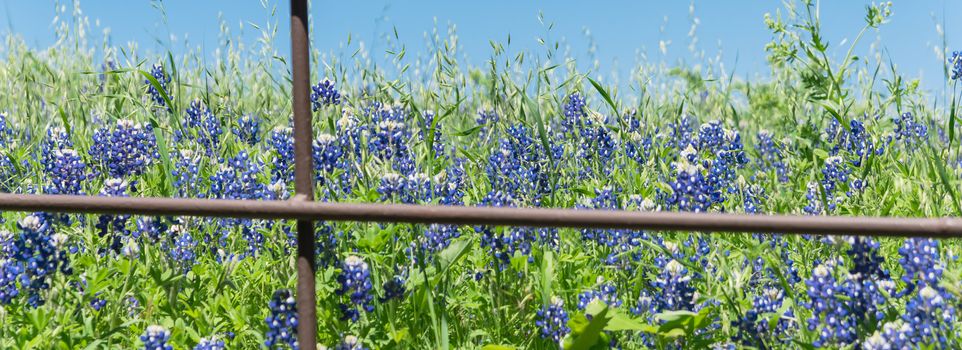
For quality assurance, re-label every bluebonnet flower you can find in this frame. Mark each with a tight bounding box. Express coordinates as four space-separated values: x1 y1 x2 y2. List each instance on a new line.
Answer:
376 172 435 204
665 160 713 212
42 126 72 156
135 217 168 242
172 148 203 198
125 294 140 317
40 127 84 194
193 337 226 350
285 222 340 268
804 264 857 347
168 224 197 274
949 51 962 80
651 259 697 312
210 151 266 200
575 111 619 175
380 273 406 302
755 130 789 183
232 114 261 145
901 285 954 347
561 92 587 134
335 110 364 158
697 120 726 152
336 255 374 322
0 230 19 304
734 287 795 347
826 118 883 167
803 181 824 215
536 297 570 345
177 99 223 154
435 160 466 206
96 178 132 254
419 224 460 256
89 292 107 311
474 191 542 269
269 126 295 184
702 124 750 196
419 110 446 158
891 112 927 147
847 237 888 280
820 156 852 212
804 257 895 349
368 104 416 175
334 335 366 350
864 321 911 350
145 64 172 108
577 283 622 311
485 124 555 205
141 325 173 350
313 133 350 192
265 289 299 350
625 130 653 166
476 107 499 126
3 214 71 307
89 119 159 178
43 147 88 195
897 238 942 296
310 79 341 110
377 173 409 203
579 188 647 270
668 114 697 150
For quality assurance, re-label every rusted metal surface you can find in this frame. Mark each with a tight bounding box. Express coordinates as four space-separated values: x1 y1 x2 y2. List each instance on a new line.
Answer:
290 0 317 348
0 193 960 238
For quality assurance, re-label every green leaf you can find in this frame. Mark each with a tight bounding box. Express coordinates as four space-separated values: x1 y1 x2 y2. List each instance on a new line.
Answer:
587 77 618 114
564 306 610 350
928 145 962 215
438 237 472 275
455 125 483 137
482 345 516 350
138 69 174 110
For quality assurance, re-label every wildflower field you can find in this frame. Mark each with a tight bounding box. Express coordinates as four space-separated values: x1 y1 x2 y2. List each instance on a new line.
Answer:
1 1 961 349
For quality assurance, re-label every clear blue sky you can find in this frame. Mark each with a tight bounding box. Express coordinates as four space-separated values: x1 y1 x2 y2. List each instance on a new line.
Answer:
2 1 960 94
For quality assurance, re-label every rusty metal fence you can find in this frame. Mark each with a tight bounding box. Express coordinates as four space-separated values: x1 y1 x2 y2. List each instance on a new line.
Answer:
0 1 958 349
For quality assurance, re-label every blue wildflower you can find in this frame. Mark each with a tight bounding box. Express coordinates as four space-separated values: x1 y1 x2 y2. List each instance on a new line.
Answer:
43 147 88 195
172 148 203 198
141 325 173 350
336 255 374 322
310 79 341 110
265 289 299 350
168 224 197 274
561 92 587 134
892 112 927 147
269 126 295 184
3 214 71 307
177 99 223 154
898 238 942 296
536 297 570 345
380 273 406 302
334 335 366 350
949 51 962 80
193 336 226 350
96 178 132 253
145 64 172 108
577 283 622 311
89 119 159 178
232 114 262 145
755 130 789 183
902 285 954 347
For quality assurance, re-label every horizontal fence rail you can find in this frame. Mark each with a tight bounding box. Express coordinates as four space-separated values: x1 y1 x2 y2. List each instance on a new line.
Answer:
0 193 959 238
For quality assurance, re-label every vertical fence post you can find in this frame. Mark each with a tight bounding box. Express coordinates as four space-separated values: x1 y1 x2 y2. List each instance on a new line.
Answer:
290 0 317 349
